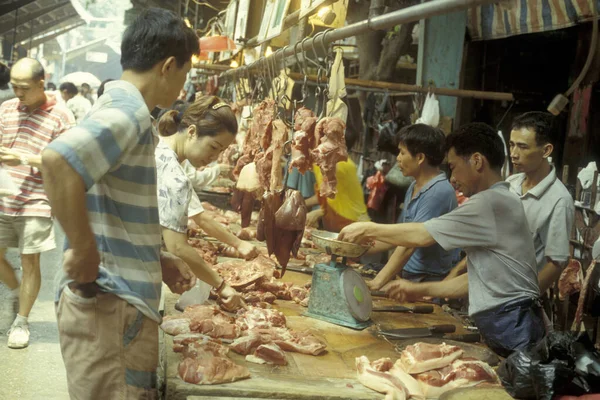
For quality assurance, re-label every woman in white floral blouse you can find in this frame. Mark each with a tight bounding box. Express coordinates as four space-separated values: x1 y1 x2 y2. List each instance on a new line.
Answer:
155 95 252 310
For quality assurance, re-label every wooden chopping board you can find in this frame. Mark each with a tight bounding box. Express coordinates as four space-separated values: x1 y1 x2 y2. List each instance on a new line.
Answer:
389 337 500 366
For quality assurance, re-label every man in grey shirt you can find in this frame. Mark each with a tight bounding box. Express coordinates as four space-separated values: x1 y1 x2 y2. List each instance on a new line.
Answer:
339 122 544 356
446 112 574 295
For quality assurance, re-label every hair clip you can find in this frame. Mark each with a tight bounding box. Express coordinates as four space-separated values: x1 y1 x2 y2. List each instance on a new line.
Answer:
212 102 230 110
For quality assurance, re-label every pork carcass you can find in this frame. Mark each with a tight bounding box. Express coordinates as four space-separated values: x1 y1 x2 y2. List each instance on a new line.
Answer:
160 315 191 336
178 356 250 385
558 259 583 300
190 319 240 339
175 338 230 359
236 307 287 330
356 356 408 400
241 290 277 305
289 107 318 174
230 330 275 355
311 117 348 198
218 143 239 166
233 154 252 180
269 119 288 191
237 227 257 241
247 343 288 366
415 359 500 398
258 189 307 273
572 260 597 332
397 342 463 374
254 150 273 190
273 330 327 356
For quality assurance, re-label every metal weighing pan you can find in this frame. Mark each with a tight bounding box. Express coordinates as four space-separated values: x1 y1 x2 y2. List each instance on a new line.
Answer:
311 230 370 258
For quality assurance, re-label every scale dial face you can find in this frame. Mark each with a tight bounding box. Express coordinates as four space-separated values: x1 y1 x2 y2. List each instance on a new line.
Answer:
340 268 372 321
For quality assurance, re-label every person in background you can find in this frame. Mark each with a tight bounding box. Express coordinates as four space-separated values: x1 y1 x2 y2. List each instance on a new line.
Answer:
0 58 75 348
366 124 459 291
305 128 369 232
96 78 114 98
41 8 199 398
445 112 574 295
46 82 57 91
0 62 15 105
156 96 252 309
339 123 544 357
156 99 258 260
81 82 95 105
59 82 91 124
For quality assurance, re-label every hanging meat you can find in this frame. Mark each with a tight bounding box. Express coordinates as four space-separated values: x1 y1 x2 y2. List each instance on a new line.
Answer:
258 189 307 276
289 107 318 174
311 117 348 198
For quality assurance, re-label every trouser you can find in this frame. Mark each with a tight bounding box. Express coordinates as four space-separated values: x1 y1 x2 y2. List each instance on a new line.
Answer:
56 284 159 400
471 297 546 358
401 270 447 282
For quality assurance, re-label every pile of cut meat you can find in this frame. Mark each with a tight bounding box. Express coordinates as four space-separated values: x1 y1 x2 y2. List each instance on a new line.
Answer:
356 342 500 399
161 304 327 385
210 256 310 307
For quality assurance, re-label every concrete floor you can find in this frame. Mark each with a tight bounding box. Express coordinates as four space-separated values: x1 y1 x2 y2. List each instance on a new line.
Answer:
0 225 70 400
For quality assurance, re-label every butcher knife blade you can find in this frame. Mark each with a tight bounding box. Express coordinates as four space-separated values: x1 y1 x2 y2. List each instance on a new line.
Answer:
380 324 456 339
387 332 482 343
372 305 434 314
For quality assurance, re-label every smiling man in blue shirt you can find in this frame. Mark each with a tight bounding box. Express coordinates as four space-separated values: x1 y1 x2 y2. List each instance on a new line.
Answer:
367 124 459 291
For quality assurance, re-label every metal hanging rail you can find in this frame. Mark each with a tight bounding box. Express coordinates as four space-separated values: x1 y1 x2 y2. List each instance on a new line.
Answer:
221 0 499 79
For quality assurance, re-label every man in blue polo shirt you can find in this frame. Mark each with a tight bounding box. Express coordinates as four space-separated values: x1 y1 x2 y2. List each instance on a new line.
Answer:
368 124 458 291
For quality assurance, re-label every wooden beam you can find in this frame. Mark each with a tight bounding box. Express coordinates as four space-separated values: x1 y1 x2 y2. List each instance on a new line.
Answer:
0 0 37 18
194 63 231 72
287 72 514 101
27 21 86 48
14 13 80 44
0 0 71 36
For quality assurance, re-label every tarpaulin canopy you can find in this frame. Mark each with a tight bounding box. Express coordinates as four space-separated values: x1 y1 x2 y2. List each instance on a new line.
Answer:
468 0 599 41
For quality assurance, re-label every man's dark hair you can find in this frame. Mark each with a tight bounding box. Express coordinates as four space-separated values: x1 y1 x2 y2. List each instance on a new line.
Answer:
511 111 558 147
81 83 90 89
446 122 505 170
97 78 115 97
397 123 446 167
0 62 10 87
121 8 199 72
46 82 56 91
59 82 78 96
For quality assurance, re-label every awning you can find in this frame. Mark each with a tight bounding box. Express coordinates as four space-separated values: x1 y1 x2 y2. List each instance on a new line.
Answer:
468 0 599 41
0 0 84 47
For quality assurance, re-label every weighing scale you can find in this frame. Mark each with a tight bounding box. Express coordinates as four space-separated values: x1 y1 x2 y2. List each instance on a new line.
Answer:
305 231 372 330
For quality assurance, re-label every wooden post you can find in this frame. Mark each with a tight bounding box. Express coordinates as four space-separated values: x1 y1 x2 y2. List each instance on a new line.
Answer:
562 165 569 185
591 170 598 209
576 167 584 201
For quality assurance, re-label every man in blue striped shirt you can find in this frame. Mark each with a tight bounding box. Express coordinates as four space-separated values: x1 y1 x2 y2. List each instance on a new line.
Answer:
41 9 199 399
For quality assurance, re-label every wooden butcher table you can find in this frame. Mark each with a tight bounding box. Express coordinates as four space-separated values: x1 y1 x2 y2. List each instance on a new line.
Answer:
160 267 491 400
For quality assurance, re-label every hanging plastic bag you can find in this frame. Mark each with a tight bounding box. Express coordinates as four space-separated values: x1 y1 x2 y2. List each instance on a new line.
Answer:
0 166 19 198
416 93 440 128
366 171 388 211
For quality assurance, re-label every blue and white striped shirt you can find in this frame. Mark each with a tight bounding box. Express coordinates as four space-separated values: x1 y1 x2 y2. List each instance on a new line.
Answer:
49 80 163 322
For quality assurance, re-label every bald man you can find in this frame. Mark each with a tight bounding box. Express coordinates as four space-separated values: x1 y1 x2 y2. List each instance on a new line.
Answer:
0 58 74 349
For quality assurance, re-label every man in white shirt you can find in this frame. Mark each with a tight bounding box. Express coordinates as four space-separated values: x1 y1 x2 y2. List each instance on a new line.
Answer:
59 82 92 124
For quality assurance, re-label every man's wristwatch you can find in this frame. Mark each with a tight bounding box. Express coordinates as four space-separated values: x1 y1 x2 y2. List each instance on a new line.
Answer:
20 156 29 166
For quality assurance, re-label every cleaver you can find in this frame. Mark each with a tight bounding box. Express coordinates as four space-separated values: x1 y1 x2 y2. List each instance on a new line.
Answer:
372 305 434 314
380 324 456 339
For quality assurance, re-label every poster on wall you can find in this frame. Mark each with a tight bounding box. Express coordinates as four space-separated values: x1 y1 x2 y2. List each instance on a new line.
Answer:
257 0 276 43
299 0 328 19
220 0 238 61
234 0 251 52
265 0 291 41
